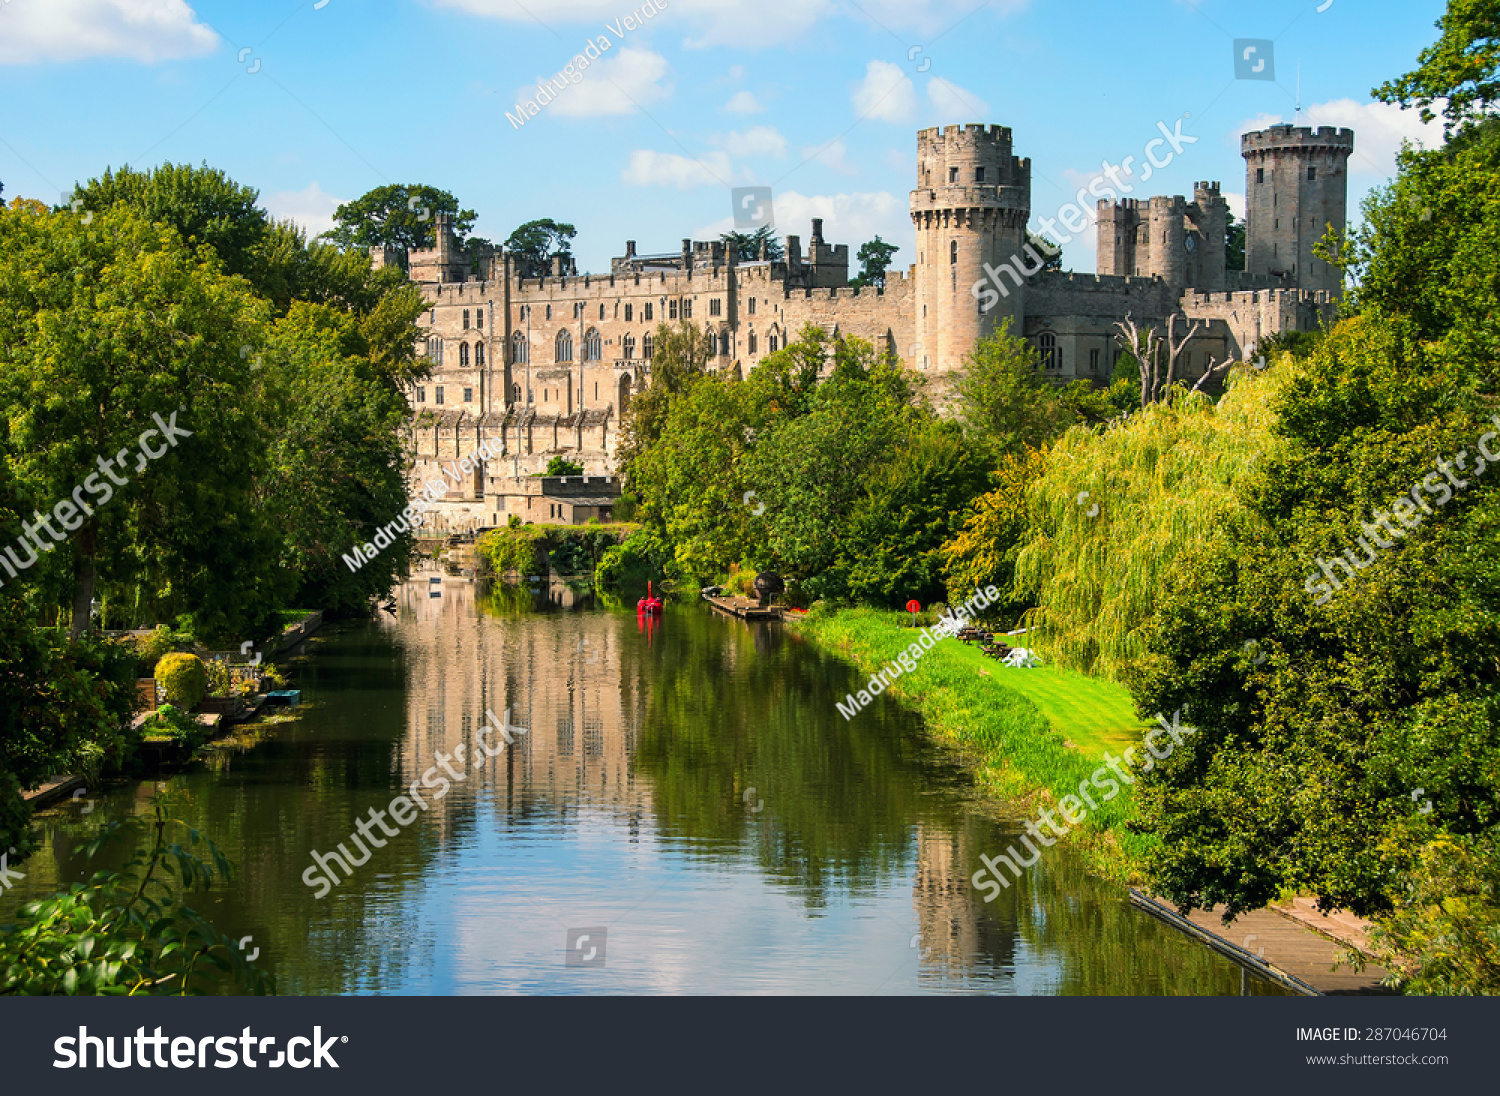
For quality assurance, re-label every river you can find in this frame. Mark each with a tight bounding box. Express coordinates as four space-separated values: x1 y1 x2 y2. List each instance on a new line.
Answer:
7 575 1283 995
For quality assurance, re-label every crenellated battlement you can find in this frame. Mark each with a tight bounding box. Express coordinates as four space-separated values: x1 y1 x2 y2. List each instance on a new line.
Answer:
1241 125 1355 153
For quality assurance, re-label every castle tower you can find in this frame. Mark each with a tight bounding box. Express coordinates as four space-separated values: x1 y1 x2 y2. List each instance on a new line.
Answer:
910 124 1031 377
1241 125 1354 294
1147 196 1188 287
1187 182 1228 292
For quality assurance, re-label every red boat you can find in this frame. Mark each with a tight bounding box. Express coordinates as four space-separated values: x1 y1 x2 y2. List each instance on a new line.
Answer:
637 580 663 616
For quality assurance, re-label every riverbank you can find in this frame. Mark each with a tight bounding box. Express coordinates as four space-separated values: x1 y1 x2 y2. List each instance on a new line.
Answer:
791 606 1157 881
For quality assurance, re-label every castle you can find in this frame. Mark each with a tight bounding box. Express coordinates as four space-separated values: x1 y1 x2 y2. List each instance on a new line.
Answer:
394 122 1352 532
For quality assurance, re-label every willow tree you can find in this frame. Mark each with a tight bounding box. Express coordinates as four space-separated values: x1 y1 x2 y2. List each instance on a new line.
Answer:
1011 362 1285 680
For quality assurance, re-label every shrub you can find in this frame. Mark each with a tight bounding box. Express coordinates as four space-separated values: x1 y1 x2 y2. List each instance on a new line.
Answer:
204 658 231 697
143 703 207 746
154 653 208 708
544 456 584 477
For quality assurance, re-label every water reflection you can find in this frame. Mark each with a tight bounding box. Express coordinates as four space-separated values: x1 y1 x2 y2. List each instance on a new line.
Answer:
4 576 1283 995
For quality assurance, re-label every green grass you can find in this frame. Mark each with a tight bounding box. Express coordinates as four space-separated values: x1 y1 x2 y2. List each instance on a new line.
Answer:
794 606 1157 880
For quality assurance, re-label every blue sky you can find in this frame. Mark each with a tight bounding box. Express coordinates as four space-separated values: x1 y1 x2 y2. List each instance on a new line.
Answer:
0 0 1448 274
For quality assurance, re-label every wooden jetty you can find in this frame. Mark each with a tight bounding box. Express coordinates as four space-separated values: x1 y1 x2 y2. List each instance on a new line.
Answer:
1130 889 1394 995
702 591 783 621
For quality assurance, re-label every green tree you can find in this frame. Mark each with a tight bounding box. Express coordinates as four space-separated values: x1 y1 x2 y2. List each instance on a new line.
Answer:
940 447 1048 614
950 320 1076 459
1225 209 1246 271
0 203 278 640
322 184 476 257
1374 0 1500 133
720 225 783 263
505 218 576 277
849 235 899 288
544 456 585 476
617 322 716 478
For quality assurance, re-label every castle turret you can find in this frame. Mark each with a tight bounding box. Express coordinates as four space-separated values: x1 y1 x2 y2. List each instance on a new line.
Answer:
1147 195 1187 287
1242 125 1354 295
910 124 1031 377
1188 182 1228 292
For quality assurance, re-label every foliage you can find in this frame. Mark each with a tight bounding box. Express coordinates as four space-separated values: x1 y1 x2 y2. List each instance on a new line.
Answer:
545 456 585 477
1225 209 1246 271
849 235 900 288
154 653 207 708
616 322 716 478
127 625 192 676
950 320 1078 459
505 218 576 277
941 447 1048 615
0 799 273 995
720 225 782 262
204 658 231 697
1026 232 1064 272
142 703 207 746
1373 0 1500 133
1365 827 1500 994
1013 365 1285 681
476 526 546 577
321 184 476 256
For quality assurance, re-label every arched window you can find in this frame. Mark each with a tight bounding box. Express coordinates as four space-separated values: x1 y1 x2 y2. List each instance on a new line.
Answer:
768 332 779 353
459 343 470 367
511 331 528 364
623 335 636 360
748 331 757 354
583 328 602 361
1037 332 1059 371
475 343 485 366
642 334 654 360
556 329 573 362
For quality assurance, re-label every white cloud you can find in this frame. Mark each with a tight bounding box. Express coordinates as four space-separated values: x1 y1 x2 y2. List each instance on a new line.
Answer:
1223 190 1246 222
622 149 738 189
696 190 909 256
724 89 765 114
1234 100 1444 179
517 47 670 117
926 76 989 121
0 0 217 64
262 182 343 240
801 139 856 176
712 125 786 158
432 0 834 50
852 60 916 124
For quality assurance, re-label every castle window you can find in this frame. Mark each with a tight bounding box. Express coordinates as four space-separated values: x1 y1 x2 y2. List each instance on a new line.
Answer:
683 299 692 318
975 167 985 183
574 302 583 319
669 299 678 320
748 297 756 315
475 343 485 366
1037 332 1059 371
623 335 636 359
949 167 958 183
459 343 470 367
546 305 552 320
1308 166 1316 181
599 304 606 320
416 387 426 403
463 309 471 329
950 240 958 264
476 310 483 328
1090 349 1100 373
583 328 602 361
1182 351 1192 372
708 330 719 356
645 303 654 320
768 332 779 353
556 329 574 361
512 384 522 402
463 387 473 402
642 334 654 359
511 331 529 364
748 331 757 354
435 386 445 405
710 298 722 317
1257 168 1265 184
426 337 444 364
625 303 633 321
594 382 598 399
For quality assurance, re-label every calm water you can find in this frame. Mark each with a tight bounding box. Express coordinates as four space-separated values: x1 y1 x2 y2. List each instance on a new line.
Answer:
8 575 1282 995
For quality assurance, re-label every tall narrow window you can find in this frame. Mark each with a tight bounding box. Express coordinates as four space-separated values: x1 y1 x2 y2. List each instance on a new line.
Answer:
583 328 601 361
949 167 958 183
475 343 485 366
625 303 633 322
463 387 473 402
511 331 528 364
416 387 426 403
707 330 719 356
644 303 653 321
1308 166 1316 181
623 335 636 360
975 167 985 183
462 309 470 329
435 386 445 404
1257 167 1265 183
459 343 470 367
642 334 654 359
545 305 552 320
683 299 692 318
669 299 678 320
950 240 958 264
748 297 756 315
748 331 757 354
1037 332 1059 371
599 304 605 320
476 310 484 328
555 329 573 362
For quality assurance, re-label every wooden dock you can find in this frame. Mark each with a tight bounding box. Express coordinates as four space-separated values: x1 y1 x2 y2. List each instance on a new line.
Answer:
703 592 783 621
1130 889 1395 995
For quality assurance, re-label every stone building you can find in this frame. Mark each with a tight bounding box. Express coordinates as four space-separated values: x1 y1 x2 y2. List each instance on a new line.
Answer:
392 122 1352 533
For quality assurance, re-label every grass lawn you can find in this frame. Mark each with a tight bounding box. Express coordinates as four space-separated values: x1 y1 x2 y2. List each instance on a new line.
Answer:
795 607 1156 879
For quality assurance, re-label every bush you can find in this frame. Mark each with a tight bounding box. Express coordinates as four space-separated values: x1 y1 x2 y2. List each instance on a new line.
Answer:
204 658 231 697
129 625 193 676
142 703 207 746
154 653 208 708
544 456 584 477
477 527 544 577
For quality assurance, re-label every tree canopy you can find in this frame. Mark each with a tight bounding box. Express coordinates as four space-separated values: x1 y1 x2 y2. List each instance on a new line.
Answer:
506 218 576 277
322 184 476 256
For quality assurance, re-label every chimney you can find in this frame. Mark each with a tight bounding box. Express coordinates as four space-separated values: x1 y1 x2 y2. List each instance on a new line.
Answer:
625 240 636 258
811 218 824 243
787 234 801 272
681 238 692 267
